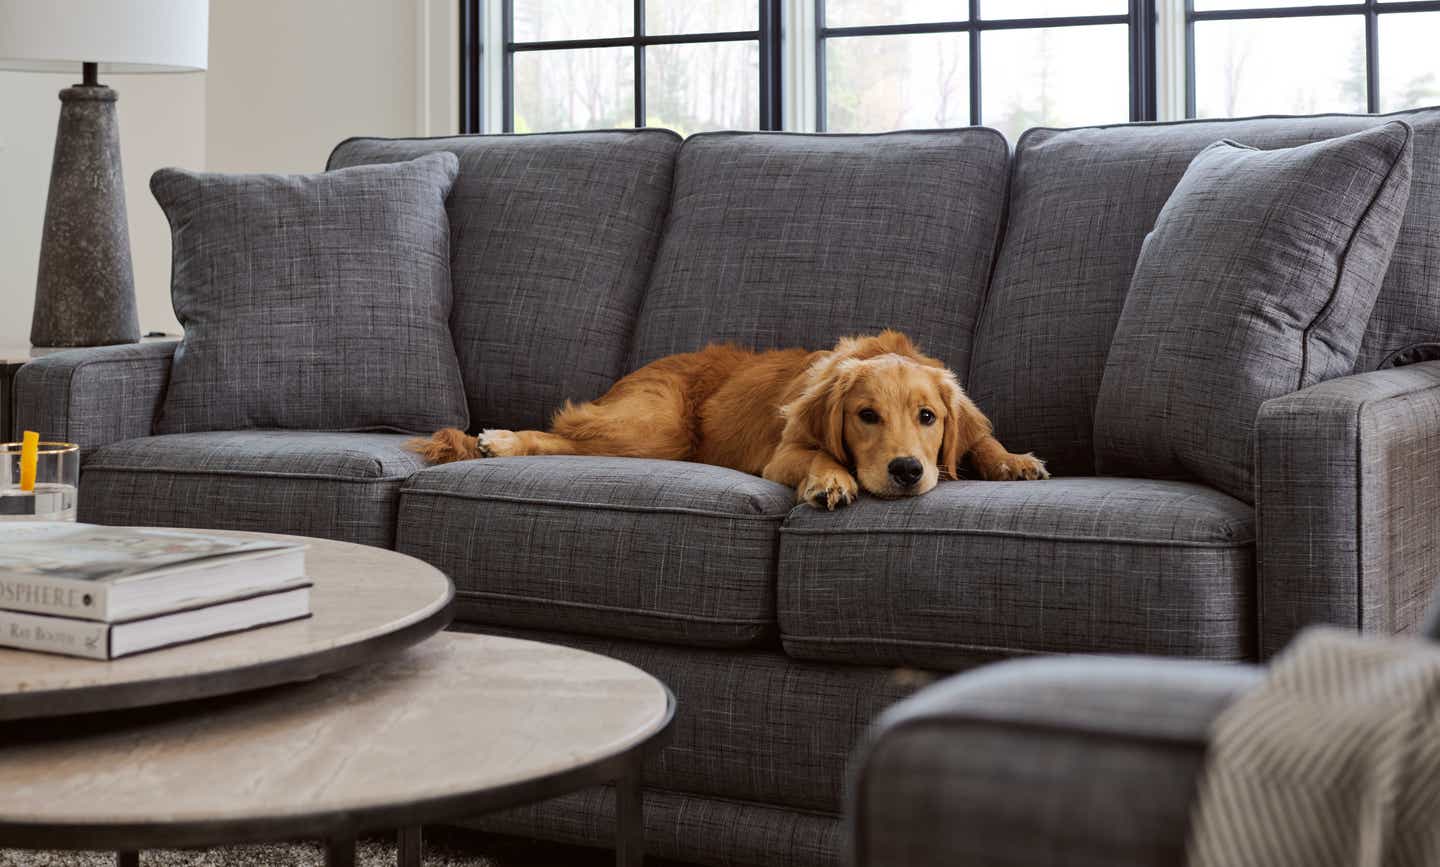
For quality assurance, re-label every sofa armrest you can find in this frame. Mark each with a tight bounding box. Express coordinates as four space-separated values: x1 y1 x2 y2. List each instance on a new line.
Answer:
1255 359 1440 659
13 341 178 452
849 656 1260 867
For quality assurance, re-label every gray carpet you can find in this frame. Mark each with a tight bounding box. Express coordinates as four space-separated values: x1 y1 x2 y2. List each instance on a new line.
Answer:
0 830 677 867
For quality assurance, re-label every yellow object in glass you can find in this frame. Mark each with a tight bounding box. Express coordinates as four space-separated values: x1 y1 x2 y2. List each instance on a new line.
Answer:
19 430 38 492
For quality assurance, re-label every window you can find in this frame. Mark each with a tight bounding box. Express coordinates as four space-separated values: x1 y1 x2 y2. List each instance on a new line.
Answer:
818 1 1156 137
1187 0 1440 117
494 0 780 134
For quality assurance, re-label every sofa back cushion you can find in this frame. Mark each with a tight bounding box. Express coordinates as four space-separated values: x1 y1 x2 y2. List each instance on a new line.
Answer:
968 107 1440 477
628 130 1010 377
328 130 680 431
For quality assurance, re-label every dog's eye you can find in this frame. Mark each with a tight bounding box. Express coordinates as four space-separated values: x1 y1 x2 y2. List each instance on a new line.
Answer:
918 408 936 426
858 409 880 424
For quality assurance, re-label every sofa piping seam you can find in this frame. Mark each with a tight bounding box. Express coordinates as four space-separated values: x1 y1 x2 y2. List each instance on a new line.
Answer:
778 525 1253 548
84 464 414 484
401 487 789 521
453 589 772 627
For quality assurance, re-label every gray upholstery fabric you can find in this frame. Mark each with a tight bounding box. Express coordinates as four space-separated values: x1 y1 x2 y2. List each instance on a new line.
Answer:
80 431 425 547
779 478 1256 667
1095 123 1414 503
1255 359 1440 658
328 131 680 432
970 106 1440 476
850 656 1261 867
628 130 1009 374
150 153 467 435
12 342 176 451
398 457 795 647
458 623 922 815
472 786 846 867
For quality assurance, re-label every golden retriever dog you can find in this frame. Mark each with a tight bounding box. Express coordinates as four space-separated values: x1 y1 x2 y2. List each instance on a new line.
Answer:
410 330 1048 509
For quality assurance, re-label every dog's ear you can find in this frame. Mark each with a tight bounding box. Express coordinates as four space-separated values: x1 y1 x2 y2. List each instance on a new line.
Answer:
782 358 858 464
933 369 991 480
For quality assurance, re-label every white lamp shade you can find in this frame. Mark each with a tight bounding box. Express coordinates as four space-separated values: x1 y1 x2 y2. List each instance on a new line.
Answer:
0 0 208 74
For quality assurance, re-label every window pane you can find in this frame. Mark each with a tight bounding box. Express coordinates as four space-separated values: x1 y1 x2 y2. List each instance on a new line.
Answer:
1192 16 1365 117
825 33 970 132
512 0 631 42
1193 0 1349 9
980 0 1124 18
825 0 962 29
513 47 635 132
1379 12 1440 112
647 0 756 36
647 41 759 134
982 25 1129 140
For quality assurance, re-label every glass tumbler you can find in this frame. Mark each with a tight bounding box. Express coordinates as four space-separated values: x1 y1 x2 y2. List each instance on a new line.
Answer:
1 441 79 522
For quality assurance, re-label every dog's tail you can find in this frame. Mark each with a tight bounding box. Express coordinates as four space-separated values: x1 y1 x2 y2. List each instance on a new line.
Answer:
406 428 482 464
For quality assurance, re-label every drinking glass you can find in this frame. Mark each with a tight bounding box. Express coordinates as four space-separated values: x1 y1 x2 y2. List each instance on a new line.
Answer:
0 441 79 521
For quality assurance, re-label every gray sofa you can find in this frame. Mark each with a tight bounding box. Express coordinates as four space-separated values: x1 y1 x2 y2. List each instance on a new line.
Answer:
15 107 1440 867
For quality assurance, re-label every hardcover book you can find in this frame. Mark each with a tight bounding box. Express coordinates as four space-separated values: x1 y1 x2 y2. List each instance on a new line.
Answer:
0 582 313 660
0 523 307 622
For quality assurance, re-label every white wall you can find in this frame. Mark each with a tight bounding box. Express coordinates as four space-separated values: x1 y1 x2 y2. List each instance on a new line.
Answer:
0 0 456 346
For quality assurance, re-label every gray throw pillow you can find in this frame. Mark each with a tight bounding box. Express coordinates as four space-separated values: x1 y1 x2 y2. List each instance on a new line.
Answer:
1094 122 1414 502
150 152 468 434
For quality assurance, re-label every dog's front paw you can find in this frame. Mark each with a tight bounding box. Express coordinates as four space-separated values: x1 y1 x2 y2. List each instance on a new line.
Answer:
982 452 1050 481
476 429 522 458
799 468 859 510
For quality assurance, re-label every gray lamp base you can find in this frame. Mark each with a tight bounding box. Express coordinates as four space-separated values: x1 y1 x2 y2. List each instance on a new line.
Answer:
30 83 141 347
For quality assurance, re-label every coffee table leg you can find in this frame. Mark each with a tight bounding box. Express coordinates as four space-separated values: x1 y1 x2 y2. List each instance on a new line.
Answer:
325 836 357 867
398 825 423 867
116 852 139 867
615 766 644 867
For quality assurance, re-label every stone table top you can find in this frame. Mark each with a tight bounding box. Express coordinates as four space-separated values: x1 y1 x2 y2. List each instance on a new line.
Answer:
0 335 179 365
0 530 454 721
0 631 673 850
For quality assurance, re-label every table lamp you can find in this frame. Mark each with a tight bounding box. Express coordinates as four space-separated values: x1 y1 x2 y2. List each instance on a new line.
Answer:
0 0 208 347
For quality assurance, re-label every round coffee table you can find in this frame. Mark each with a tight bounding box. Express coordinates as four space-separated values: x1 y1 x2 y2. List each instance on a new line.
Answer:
0 632 674 867
0 530 454 721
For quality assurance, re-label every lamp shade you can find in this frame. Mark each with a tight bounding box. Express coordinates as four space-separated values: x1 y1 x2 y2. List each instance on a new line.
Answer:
0 0 207 74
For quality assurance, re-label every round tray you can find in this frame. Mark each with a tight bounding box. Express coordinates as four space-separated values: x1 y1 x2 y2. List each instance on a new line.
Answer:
0 529 453 721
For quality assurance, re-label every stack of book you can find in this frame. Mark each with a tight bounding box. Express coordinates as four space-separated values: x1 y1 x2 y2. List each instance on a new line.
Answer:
0 523 310 660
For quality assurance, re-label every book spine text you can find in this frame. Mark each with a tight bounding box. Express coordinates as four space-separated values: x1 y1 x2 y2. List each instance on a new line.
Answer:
0 578 106 620
0 610 109 660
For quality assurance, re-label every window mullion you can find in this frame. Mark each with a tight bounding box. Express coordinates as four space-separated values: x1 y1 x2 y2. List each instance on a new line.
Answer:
1365 0 1380 112
969 0 981 126
634 0 646 127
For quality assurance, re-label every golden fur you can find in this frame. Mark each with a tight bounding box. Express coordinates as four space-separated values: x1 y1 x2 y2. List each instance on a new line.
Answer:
409 330 1047 509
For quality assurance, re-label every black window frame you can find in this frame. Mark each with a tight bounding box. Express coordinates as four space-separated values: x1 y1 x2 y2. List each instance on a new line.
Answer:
814 0 1159 131
1185 0 1440 117
464 0 782 134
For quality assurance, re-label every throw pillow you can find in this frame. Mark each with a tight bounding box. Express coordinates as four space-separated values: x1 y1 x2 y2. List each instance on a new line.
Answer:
150 152 468 434
1093 122 1414 502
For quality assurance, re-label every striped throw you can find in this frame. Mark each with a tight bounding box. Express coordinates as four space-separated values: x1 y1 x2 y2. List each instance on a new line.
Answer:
1186 627 1440 867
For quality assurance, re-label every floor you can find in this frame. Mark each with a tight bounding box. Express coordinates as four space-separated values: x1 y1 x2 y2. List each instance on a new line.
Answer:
0 829 696 867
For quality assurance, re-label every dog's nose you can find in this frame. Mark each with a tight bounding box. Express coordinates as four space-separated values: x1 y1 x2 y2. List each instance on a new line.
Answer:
888 457 924 488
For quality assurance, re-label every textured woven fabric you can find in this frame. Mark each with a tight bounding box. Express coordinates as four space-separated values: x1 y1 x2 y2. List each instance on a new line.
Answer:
12 342 176 451
1255 359 1440 658
471 785 846 867
628 130 1009 374
1095 123 1414 503
851 655 1260 867
457 623 921 815
151 153 467 435
971 106 1440 476
399 457 795 647
328 131 680 432
1189 629 1440 867
80 431 425 547
779 478 1256 667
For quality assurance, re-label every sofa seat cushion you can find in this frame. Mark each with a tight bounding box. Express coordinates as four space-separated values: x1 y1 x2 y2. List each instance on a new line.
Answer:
778 478 1256 668
80 431 425 548
397 456 796 647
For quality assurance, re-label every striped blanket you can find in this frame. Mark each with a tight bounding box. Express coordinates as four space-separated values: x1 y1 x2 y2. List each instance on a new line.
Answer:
1187 628 1440 867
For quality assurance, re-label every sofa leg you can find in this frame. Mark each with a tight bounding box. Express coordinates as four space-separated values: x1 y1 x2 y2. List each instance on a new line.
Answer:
615 767 644 867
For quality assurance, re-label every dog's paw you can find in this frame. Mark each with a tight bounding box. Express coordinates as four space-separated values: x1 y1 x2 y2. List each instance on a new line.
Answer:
982 452 1050 481
799 468 859 510
476 429 522 458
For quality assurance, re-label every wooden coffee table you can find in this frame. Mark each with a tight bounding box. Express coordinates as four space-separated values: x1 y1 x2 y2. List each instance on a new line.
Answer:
0 530 455 721
0 631 674 867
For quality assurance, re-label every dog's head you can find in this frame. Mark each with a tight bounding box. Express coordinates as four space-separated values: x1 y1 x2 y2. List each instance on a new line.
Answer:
782 330 989 499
